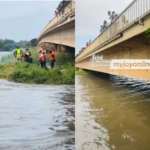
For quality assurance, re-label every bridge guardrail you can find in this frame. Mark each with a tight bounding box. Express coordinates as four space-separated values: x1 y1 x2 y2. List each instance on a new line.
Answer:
76 0 150 61
39 0 75 39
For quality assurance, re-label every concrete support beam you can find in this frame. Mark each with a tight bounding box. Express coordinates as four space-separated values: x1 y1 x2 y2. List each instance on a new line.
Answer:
57 45 60 52
79 68 83 72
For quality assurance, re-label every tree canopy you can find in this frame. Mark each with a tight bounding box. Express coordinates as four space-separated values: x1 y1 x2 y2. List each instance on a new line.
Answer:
30 38 37 47
0 38 37 51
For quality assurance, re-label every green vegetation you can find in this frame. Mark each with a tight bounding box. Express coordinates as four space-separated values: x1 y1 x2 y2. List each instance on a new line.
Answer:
0 39 30 51
0 38 37 51
75 69 89 75
0 47 75 85
0 63 74 84
55 53 74 68
30 38 37 47
146 28 150 43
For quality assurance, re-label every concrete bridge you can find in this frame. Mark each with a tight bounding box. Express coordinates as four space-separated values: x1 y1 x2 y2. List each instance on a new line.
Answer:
37 0 75 53
76 0 150 81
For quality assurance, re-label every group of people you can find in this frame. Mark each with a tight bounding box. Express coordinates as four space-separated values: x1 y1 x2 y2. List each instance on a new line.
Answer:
77 39 91 55
38 49 56 69
14 47 56 69
100 11 118 33
86 39 91 47
55 0 72 16
14 47 32 63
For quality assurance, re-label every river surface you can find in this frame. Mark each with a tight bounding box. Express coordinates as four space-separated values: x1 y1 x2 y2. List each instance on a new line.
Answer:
0 51 13 63
0 79 75 150
76 73 150 150
0 51 11 57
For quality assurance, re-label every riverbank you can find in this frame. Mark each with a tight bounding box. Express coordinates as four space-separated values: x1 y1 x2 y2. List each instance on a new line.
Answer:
75 69 89 75
0 63 74 84
0 47 75 85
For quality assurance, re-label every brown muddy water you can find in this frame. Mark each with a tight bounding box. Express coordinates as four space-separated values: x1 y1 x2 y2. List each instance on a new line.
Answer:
76 73 150 150
0 79 75 150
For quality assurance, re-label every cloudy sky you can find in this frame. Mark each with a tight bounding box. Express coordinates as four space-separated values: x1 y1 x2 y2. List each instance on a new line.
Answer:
76 0 133 55
0 0 59 42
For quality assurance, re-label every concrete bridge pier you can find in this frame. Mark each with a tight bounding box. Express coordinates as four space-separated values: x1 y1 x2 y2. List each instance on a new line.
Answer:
39 42 75 54
78 68 83 72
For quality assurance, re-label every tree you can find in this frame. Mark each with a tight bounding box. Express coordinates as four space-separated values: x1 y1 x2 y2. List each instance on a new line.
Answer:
3 43 12 51
30 38 37 47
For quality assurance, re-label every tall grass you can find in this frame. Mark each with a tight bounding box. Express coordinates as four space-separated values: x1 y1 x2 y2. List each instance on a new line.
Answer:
55 52 75 68
10 62 74 84
0 47 75 84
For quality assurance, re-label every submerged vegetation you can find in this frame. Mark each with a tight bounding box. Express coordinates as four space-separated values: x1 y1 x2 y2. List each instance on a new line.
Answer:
0 47 75 85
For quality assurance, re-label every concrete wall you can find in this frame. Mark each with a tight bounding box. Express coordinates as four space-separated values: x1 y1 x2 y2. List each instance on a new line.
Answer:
38 26 75 48
76 33 150 81
75 12 150 81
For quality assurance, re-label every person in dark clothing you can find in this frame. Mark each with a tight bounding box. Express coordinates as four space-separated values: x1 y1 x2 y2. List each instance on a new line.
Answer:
24 48 32 63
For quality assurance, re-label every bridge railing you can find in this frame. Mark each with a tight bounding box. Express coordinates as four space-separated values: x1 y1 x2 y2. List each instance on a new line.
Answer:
76 0 150 61
39 1 75 38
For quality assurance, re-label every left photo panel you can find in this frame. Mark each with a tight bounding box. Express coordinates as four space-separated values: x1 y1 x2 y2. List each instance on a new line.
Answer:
0 0 75 150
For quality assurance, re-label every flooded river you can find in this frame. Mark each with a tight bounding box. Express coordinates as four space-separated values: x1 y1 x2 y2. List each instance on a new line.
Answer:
0 79 75 150
76 73 150 150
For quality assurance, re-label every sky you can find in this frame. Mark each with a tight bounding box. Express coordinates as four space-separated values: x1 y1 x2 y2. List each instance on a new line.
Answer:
76 0 134 55
0 0 60 42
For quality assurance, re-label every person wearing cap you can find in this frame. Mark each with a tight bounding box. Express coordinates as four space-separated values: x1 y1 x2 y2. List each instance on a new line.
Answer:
24 48 32 63
14 47 23 63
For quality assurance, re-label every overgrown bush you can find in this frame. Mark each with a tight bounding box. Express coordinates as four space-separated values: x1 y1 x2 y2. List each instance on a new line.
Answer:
55 53 75 68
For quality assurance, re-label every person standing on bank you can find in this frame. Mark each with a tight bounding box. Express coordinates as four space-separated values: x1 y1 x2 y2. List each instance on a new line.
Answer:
41 51 47 69
14 47 23 63
38 50 43 66
50 50 55 69
24 48 32 63
52 50 56 67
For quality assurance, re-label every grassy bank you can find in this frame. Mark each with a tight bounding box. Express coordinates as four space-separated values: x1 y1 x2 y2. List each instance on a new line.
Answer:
0 47 75 84
75 69 89 75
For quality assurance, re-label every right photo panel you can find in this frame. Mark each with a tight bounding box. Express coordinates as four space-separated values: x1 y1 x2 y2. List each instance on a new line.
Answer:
75 0 150 150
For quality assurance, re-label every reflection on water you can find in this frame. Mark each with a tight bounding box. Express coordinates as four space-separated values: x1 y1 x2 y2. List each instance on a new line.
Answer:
0 79 75 150
76 73 150 150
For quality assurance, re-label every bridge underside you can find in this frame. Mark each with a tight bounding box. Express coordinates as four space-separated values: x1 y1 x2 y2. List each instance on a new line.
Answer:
38 42 74 54
38 20 75 49
76 32 150 81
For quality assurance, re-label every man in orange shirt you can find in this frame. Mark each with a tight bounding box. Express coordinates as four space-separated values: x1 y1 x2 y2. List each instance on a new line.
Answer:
40 51 47 69
38 50 43 66
50 50 56 69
